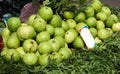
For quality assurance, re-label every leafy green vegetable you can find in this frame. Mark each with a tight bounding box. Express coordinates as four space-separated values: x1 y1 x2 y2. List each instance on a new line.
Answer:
32 0 87 15
110 7 120 21
0 32 120 74
0 22 6 28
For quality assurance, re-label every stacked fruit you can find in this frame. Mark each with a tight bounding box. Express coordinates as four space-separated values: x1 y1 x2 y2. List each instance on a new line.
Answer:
0 0 120 66
73 0 120 44
0 6 74 66
75 0 120 43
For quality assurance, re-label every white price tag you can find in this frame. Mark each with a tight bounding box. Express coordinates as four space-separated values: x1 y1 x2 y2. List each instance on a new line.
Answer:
79 26 96 49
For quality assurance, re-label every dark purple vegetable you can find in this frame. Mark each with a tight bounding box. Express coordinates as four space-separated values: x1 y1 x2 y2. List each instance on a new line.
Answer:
19 2 40 23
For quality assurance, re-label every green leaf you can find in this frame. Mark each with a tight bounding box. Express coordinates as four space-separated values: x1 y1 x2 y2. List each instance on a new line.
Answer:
79 0 87 4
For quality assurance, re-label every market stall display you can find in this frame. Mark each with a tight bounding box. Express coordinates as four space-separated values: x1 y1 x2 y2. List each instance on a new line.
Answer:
0 0 120 73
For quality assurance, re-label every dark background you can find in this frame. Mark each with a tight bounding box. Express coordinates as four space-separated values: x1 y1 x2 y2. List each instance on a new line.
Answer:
0 0 32 18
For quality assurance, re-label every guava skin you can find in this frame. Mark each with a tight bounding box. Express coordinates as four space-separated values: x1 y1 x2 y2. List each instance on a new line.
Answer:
17 25 36 41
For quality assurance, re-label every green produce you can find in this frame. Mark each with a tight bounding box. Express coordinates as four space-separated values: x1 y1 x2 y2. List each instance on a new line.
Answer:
66 19 77 29
94 36 102 44
7 17 21 32
86 17 97 28
36 31 50 44
1 0 120 72
101 6 111 16
0 22 5 28
5 49 20 62
17 25 36 41
50 52 63 63
38 41 52 54
28 14 37 26
23 53 38 66
54 27 65 37
84 6 95 17
96 20 105 30
49 38 60 52
38 53 50 66
38 6 53 21
23 39 38 53
64 29 75 44
50 14 62 27
61 20 69 31
58 47 72 59
105 14 119 27
106 28 113 37
54 36 65 48
63 11 75 19
74 12 86 22
68 28 78 39
90 0 102 12
1 28 11 38
32 17 47 32
112 22 120 32
6 32 20 49
75 22 87 31
89 27 98 37
72 36 84 49
16 47 26 58
21 23 27 26
1 28 11 46
97 28 111 40
35 51 41 58
0 47 9 59
96 12 107 21
46 25 55 36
